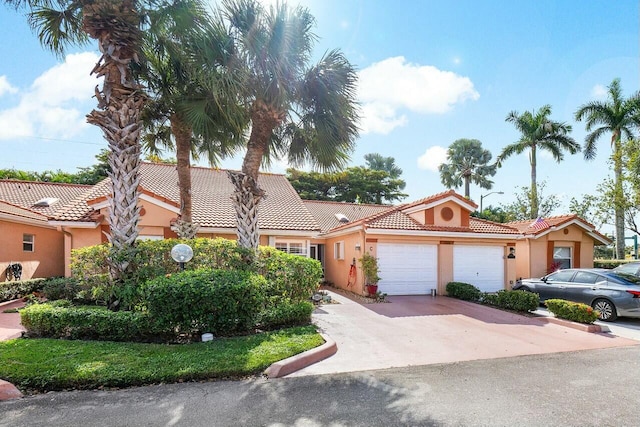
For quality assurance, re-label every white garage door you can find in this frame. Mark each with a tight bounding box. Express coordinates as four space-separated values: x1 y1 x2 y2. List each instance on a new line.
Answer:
453 245 504 292
376 243 438 295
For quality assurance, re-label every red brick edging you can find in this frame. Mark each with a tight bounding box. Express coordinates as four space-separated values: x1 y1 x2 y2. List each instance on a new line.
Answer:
0 379 23 401
264 333 337 378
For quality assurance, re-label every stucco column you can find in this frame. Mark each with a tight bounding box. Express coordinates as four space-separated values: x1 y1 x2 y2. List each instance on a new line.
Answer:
438 242 454 295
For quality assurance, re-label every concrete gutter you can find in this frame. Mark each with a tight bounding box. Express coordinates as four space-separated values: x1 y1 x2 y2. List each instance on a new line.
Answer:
264 333 337 378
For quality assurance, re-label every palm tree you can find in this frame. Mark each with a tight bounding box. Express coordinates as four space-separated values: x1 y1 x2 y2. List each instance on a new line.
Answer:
4 0 148 286
575 79 640 259
439 138 497 199
215 0 359 249
138 0 244 239
497 105 580 218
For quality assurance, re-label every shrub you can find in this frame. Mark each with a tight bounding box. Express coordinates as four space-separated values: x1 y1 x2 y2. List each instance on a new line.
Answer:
545 299 599 324
143 269 266 337
482 290 539 312
20 303 164 342
41 277 86 302
259 301 314 330
0 278 46 303
257 247 322 305
594 259 633 269
446 282 482 301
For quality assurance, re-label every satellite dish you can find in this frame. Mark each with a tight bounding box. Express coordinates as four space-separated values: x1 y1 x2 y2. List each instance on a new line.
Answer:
171 243 194 263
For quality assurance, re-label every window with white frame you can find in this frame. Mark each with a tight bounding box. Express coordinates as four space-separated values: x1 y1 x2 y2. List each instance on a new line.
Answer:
553 246 571 269
334 241 344 260
23 234 34 252
275 240 307 256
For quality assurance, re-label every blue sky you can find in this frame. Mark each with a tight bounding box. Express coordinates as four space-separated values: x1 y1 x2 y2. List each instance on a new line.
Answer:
0 0 638 227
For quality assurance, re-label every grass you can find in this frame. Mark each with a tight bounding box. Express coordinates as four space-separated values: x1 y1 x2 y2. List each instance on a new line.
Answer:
0 325 323 393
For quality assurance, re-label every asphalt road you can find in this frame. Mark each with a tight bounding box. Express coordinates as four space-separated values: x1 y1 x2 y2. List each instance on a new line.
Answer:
1 345 639 427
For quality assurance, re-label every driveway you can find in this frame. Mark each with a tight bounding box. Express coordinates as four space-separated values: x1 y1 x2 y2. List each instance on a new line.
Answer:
289 290 639 377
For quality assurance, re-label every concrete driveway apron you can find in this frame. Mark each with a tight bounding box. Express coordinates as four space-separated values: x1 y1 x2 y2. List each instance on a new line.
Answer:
288 290 639 377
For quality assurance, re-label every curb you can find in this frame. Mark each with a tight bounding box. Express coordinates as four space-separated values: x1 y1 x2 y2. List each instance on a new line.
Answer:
535 316 604 333
264 333 337 378
0 380 23 401
0 298 23 309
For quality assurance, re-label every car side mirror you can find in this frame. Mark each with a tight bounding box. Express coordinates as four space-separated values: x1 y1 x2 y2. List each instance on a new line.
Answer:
541 276 548 283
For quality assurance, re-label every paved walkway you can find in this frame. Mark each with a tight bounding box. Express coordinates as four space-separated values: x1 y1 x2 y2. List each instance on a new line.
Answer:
288 291 640 377
0 300 25 341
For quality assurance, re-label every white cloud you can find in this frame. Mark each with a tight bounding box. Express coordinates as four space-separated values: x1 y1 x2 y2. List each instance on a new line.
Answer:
590 84 607 100
0 52 100 140
417 146 448 172
357 56 479 135
0 76 18 97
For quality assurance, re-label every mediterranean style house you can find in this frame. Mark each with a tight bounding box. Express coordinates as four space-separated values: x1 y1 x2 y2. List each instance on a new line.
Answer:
0 162 610 296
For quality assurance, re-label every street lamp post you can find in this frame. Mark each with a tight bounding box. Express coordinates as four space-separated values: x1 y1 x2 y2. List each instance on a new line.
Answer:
480 191 504 212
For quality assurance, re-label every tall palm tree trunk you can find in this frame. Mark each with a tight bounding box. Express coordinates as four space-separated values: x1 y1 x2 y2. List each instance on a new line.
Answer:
171 114 199 239
229 100 280 249
83 0 144 285
613 135 625 259
530 146 539 218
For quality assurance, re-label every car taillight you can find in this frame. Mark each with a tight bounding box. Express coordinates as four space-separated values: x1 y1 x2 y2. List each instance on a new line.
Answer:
626 290 640 298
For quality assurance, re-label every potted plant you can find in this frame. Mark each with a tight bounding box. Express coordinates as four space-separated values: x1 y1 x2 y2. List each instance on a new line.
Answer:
359 253 381 296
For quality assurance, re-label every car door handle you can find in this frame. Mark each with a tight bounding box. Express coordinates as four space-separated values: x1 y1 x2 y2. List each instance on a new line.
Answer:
591 287 598 290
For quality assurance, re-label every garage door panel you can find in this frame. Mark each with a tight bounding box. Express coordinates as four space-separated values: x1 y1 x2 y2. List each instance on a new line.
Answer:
377 243 437 295
453 246 504 293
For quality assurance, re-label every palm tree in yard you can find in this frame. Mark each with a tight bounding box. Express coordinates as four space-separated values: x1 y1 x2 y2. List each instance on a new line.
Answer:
4 0 148 287
575 79 640 259
215 0 359 249
138 0 244 239
497 105 580 219
439 138 497 199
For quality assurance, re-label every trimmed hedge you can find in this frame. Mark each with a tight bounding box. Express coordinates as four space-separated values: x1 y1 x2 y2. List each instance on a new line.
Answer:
143 269 266 337
482 290 539 312
70 238 321 309
594 259 635 269
20 303 165 342
259 301 314 330
545 299 599 324
446 282 482 301
0 278 45 303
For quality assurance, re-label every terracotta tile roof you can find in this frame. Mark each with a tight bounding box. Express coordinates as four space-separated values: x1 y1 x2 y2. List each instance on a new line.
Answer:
469 217 520 234
0 180 91 219
506 214 610 243
302 200 391 232
399 189 477 211
52 163 320 231
507 215 581 234
0 200 48 223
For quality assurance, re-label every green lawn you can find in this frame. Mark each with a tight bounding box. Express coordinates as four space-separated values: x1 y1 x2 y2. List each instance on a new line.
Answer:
0 326 323 393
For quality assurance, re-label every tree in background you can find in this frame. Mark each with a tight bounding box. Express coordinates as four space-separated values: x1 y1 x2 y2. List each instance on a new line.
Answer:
439 138 496 199
497 105 580 219
287 165 407 204
575 79 640 259
217 0 359 249
364 153 404 182
500 181 561 221
471 206 516 223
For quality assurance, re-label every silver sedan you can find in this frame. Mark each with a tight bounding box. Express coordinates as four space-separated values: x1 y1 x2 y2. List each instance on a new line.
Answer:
514 268 640 321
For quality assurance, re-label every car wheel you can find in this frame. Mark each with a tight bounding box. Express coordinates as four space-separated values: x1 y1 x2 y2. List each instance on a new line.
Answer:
592 299 617 322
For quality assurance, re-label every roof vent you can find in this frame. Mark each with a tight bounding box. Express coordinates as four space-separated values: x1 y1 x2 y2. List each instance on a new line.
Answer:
335 213 349 223
33 197 59 207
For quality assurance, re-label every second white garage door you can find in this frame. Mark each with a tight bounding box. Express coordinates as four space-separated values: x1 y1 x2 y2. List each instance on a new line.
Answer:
453 245 504 292
377 243 438 295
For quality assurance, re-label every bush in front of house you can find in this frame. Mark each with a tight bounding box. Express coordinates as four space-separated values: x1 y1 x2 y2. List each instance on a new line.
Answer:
446 282 482 301
545 299 599 324
259 301 314 330
257 247 323 303
0 278 46 303
143 268 266 337
482 290 539 312
20 302 165 342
